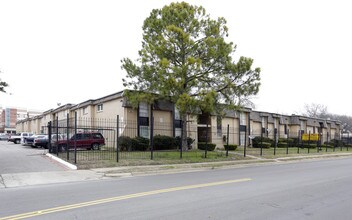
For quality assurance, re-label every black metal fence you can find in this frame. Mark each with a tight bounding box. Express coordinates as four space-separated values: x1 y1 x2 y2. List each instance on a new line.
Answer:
47 114 348 165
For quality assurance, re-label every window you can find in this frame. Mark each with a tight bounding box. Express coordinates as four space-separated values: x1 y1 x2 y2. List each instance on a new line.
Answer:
300 120 305 130
139 102 149 138
174 107 181 120
175 128 182 137
139 102 149 117
72 133 83 140
93 133 103 139
174 120 182 128
97 104 103 112
83 133 91 139
139 117 149 126
217 116 222 137
240 113 246 125
274 119 277 129
174 107 182 137
83 107 88 115
240 133 246 146
139 126 149 138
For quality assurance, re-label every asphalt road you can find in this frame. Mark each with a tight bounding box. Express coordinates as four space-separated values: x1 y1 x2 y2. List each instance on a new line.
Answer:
1 156 352 219
0 141 67 174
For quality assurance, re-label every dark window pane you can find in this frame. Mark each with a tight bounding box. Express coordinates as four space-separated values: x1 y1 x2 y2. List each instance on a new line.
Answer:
174 120 182 128
139 117 149 126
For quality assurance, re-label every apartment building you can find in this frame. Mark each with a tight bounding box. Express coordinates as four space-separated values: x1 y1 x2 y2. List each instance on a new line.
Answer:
16 90 342 149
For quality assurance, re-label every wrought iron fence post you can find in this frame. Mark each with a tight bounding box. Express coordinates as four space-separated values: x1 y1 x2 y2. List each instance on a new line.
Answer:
317 132 321 153
48 121 52 153
180 120 183 159
150 115 154 160
260 128 263 156
274 129 277 156
74 111 77 164
308 131 310 154
348 132 350 151
244 131 247 158
67 114 69 161
226 124 229 157
56 116 59 157
325 133 328 152
333 139 336 152
297 131 300 154
116 115 119 163
205 124 208 158
286 129 289 155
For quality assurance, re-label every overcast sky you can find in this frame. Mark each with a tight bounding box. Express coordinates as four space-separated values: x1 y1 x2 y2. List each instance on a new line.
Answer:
1 0 351 116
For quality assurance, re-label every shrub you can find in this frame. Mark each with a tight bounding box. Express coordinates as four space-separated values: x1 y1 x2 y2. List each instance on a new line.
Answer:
118 136 132 151
345 144 352 148
252 136 273 148
277 142 288 148
302 143 317 149
198 142 216 151
258 142 271 148
224 144 237 151
131 136 149 151
325 139 344 147
287 138 300 147
153 135 177 150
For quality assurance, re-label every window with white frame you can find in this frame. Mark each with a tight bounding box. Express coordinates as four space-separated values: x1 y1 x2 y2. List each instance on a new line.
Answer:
174 106 182 137
139 102 149 138
139 126 149 138
240 112 246 125
274 118 277 129
139 102 149 117
217 116 222 137
300 120 304 130
83 107 88 115
174 107 181 120
240 132 246 146
97 104 103 112
175 128 182 137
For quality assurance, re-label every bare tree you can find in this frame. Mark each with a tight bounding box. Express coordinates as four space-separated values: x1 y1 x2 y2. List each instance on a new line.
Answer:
303 103 352 132
303 103 328 118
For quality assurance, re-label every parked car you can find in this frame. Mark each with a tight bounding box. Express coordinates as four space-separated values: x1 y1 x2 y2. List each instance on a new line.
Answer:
31 135 48 148
53 132 105 151
23 135 36 146
0 133 9 140
8 132 34 144
28 134 66 149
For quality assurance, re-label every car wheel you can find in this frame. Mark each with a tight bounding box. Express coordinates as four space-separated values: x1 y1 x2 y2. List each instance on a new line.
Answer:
91 143 100 150
58 144 66 152
15 139 20 144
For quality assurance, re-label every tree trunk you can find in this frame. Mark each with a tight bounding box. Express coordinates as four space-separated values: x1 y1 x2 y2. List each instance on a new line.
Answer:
182 113 188 151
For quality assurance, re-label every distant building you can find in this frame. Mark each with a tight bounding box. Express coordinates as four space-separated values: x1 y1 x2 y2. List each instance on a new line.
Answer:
0 107 42 133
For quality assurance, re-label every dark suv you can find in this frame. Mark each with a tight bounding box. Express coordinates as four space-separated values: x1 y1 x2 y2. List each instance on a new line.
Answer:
55 132 105 151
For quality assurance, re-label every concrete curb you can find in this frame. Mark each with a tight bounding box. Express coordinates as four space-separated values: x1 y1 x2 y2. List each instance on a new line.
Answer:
92 153 352 177
46 153 77 170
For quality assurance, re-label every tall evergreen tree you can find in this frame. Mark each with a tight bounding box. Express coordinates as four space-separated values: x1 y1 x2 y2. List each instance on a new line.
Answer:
122 2 261 149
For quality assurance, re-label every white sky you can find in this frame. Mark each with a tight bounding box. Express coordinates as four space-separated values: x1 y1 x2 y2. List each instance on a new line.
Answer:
0 0 351 116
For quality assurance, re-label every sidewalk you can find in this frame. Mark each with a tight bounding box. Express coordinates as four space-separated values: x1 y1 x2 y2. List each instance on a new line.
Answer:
1 152 352 188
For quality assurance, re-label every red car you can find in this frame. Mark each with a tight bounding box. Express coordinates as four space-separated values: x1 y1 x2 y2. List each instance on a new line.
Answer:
54 132 105 151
